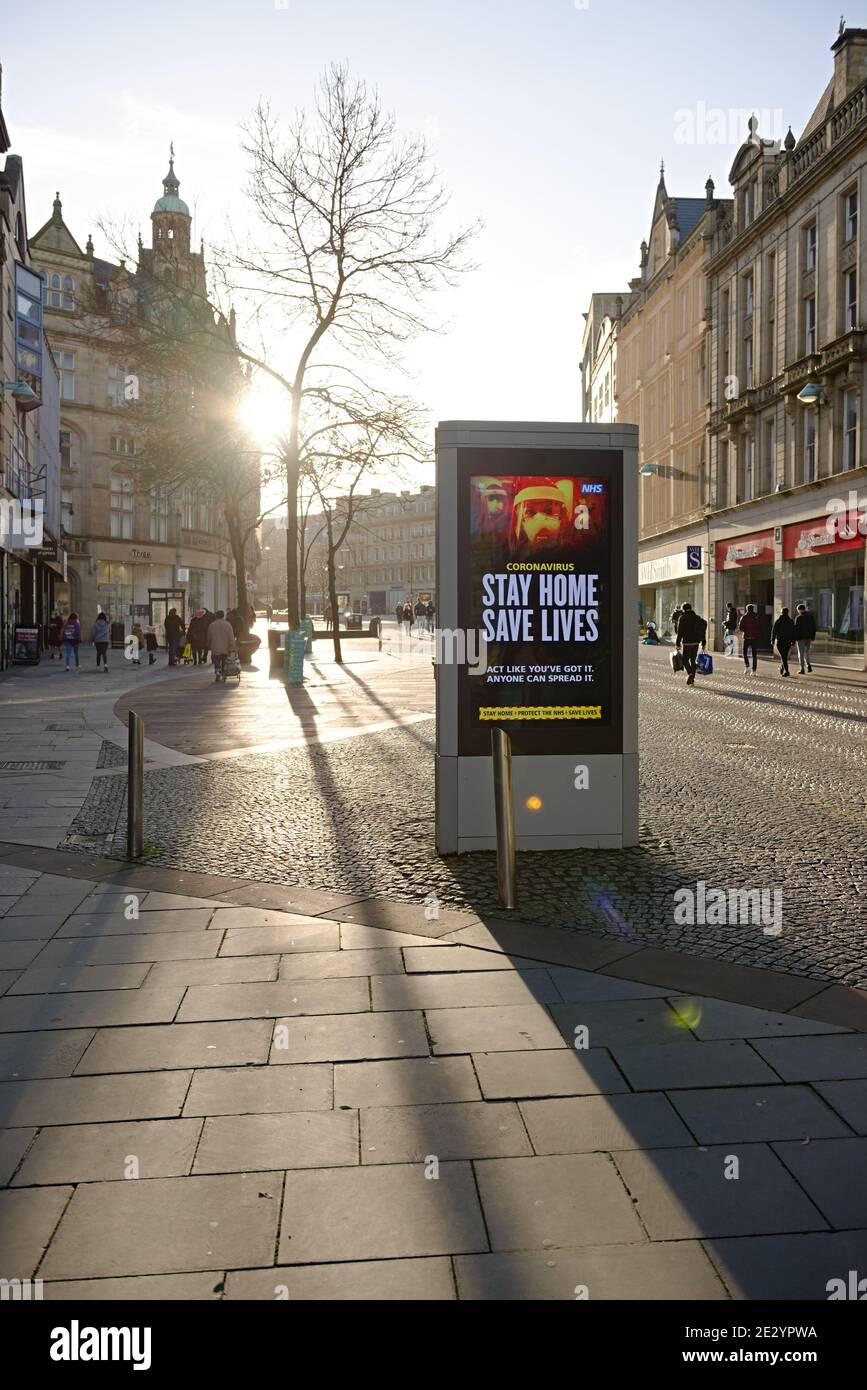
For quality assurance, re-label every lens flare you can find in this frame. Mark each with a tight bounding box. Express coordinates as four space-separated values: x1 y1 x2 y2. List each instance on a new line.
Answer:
674 999 703 1030
525 795 543 811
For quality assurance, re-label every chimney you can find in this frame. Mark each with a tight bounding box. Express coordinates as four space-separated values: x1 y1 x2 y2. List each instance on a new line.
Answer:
832 25 867 105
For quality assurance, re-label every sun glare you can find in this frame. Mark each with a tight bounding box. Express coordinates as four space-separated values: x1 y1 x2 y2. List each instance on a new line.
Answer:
237 376 291 449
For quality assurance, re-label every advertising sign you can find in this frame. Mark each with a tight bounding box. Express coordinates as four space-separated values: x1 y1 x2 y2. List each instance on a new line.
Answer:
13 627 40 664
714 530 774 569
457 450 622 758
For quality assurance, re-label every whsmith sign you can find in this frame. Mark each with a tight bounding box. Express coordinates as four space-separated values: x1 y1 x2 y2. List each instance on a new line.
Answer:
435 421 638 853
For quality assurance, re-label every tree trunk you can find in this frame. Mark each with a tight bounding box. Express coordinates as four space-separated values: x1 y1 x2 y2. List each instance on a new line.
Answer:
284 403 301 631
298 511 307 619
325 509 342 665
225 509 250 641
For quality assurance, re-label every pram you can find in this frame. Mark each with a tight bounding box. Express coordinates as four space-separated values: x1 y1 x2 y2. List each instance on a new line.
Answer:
221 651 241 682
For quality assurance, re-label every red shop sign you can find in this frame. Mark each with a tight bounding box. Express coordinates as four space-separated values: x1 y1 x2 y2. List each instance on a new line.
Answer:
715 530 775 570
783 514 867 561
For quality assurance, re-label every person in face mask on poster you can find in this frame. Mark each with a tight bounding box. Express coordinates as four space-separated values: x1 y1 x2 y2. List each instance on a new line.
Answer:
510 479 571 558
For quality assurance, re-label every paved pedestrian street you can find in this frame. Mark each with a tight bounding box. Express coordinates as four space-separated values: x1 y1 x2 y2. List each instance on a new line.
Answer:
1 863 867 1300
1 637 866 1302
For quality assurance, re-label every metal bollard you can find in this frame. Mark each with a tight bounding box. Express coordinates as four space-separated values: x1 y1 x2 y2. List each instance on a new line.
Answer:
491 726 517 909
127 710 144 859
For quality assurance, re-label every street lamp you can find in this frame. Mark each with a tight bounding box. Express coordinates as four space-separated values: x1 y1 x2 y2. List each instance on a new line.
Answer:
639 462 659 476
0 379 37 403
796 381 827 407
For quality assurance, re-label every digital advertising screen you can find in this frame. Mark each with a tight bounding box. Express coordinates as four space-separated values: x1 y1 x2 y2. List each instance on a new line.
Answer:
456 448 623 757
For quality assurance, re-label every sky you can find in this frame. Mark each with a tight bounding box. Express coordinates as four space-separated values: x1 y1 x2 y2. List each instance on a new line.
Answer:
3 0 849 482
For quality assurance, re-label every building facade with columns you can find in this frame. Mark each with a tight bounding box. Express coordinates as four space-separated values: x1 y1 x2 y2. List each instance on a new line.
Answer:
29 157 242 642
705 25 867 667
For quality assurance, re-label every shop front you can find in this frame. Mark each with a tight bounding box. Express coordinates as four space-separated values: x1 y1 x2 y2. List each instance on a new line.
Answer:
784 515 865 668
714 529 775 650
638 543 705 635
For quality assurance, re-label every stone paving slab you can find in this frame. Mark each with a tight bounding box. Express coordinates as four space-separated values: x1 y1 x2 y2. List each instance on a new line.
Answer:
546 967 672 1003
0 985 184 1032
146 957 280 987
0 970 21 996
75 1019 274 1074
611 1039 782 1091
669 996 847 1040
193 1111 358 1174
278 948 405 979
0 1126 36 1183
176 977 370 1023
475 1153 644 1250
549 999 689 1048
276 1163 487 1263
58 909 214 937
788 986 867 1031
0 1072 192 1127
41 1172 284 1279
427 1004 566 1055
752 1033 867 1081
33 931 222 965
220 922 340 956
224 1257 455 1300
0 940 46 970
454 1241 725 1301
13 1117 204 1186
772 1137 867 1229
334 1056 480 1109
42 1272 224 1300
668 1085 853 1145
445 921 641 973
0 1185 72 1277
268 1011 429 1064
612 1145 828 1239
812 1079 867 1134
360 1100 531 1163
520 1093 693 1153
8 963 152 995
183 1064 333 1117
703 1231 867 1300
332 898 477 938
211 883 363 917
403 946 541 973
0 915 65 939
207 907 333 931
603 949 824 1014
472 1048 629 1100
371 969 561 1012
339 923 448 951
0 1029 95 1082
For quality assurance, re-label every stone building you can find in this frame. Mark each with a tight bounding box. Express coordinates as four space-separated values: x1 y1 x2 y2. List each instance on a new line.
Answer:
705 24 867 667
0 63 62 668
581 292 624 426
29 154 243 641
614 168 726 629
299 486 436 616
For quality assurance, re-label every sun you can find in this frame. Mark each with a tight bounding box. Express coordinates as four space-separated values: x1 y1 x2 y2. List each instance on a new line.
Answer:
237 374 291 448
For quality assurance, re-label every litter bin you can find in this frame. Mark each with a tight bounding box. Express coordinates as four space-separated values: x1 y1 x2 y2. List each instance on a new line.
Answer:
283 629 306 685
302 618 314 654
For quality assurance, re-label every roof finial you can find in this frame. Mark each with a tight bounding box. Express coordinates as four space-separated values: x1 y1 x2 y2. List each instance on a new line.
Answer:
748 112 759 140
169 140 175 167
839 15 846 37
660 158 665 177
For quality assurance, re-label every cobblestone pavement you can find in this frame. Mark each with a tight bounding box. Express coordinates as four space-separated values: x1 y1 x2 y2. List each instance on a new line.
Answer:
2 864 866 1301
65 646 867 988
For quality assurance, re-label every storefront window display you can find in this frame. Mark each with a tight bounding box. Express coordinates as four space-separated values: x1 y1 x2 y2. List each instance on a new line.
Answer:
638 577 702 635
784 516 865 663
715 530 775 649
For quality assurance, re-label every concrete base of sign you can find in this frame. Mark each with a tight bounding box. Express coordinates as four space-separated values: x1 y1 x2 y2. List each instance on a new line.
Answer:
436 753 638 853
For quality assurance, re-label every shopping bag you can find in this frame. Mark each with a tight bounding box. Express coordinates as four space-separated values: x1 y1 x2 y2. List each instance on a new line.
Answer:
669 650 684 673
696 651 713 675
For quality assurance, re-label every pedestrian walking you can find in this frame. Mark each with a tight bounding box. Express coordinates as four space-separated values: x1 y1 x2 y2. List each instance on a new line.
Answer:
130 624 144 665
63 612 81 671
144 624 158 665
669 604 683 639
48 611 64 659
675 601 707 686
91 611 111 672
721 602 739 657
187 609 209 666
403 601 414 635
426 599 435 633
738 603 762 675
325 602 333 631
794 603 816 673
414 599 426 634
164 608 185 666
266 603 274 623
771 606 796 678
206 609 237 682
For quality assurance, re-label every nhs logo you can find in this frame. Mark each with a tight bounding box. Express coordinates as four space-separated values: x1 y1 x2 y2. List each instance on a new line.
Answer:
581 483 604 494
